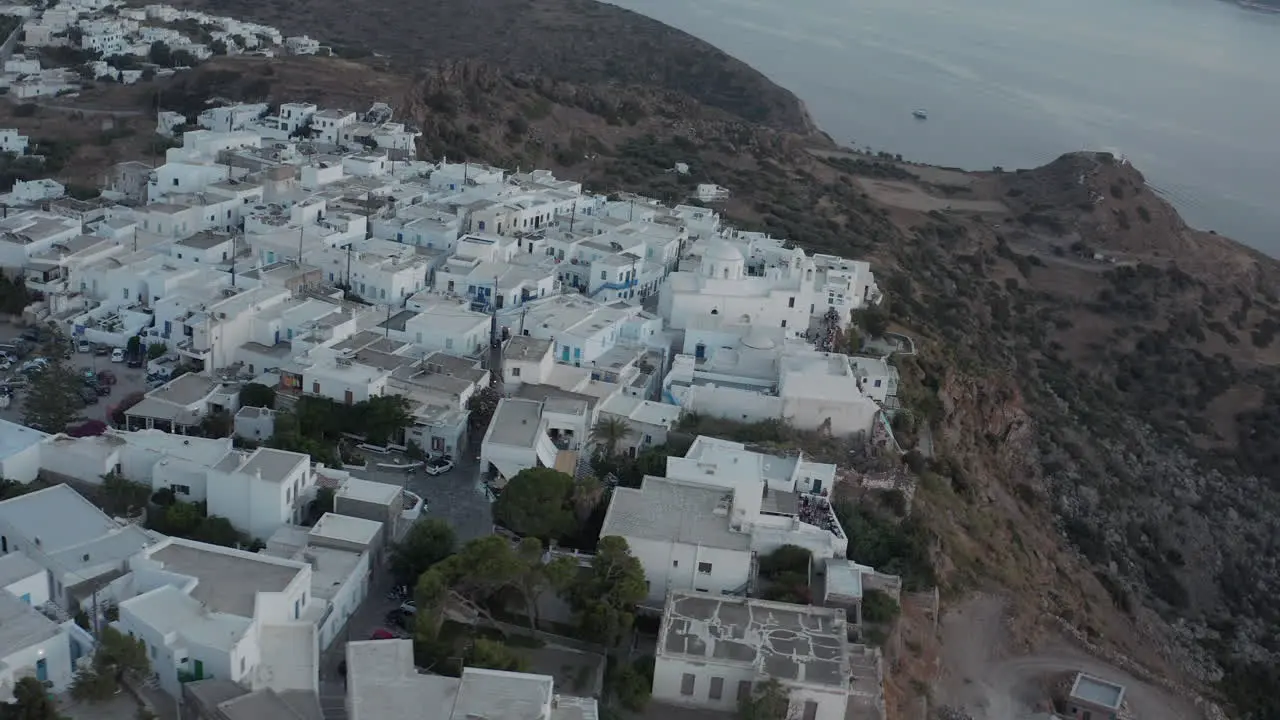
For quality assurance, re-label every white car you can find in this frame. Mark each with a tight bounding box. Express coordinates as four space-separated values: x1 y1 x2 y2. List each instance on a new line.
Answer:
76 340 91 353
424 456 455 476
110 348 124 363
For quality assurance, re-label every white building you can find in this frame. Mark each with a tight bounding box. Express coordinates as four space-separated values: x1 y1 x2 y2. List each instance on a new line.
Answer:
595 394 680 457
0 588 75 697
390 298 491 357
663 338 882 437
41 431 315 542
694 184 730 203
601 436 846 604
262 512 381 649
117 538 319 699
345 639 599 720
0 129 28 155
653 592 852 720
0 419 47 482
0 484 156 610
479 398 559 485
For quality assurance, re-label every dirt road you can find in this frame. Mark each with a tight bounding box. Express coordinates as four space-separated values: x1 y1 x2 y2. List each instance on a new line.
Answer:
934 595 1202 720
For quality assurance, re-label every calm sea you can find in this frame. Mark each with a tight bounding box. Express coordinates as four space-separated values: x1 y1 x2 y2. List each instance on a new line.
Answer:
609 0 1280 254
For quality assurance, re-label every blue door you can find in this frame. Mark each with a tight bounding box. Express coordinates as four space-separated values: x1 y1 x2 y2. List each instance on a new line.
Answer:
561 346 570 362
35 659 46 682
163 320 171 336
18 593 29 605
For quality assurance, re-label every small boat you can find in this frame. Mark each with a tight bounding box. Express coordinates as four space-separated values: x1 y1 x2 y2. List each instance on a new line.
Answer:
912 109 928 120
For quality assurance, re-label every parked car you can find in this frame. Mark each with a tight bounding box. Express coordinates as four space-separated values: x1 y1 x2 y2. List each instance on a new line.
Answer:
127 355 144 369
94 346 109 357
78 387 99 405
96 370 117 385
398 601 417 616
424 456 455 476
95 383 111 396
110 348 124 363
19 328 41 343
76 339 91 353
20 358 49 374
369 628 397 641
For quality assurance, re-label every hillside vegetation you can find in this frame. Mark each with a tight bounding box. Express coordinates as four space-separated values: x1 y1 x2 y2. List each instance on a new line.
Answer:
145 50 1280 716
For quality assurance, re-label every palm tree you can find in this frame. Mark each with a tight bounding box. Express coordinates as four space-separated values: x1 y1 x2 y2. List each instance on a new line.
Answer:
589 416 631 459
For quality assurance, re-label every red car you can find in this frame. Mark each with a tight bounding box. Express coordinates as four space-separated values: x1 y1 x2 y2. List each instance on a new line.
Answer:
369 628 397 640
96 370 117 385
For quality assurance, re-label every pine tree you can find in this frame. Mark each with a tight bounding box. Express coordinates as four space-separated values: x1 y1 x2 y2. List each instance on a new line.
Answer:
21 359 84 432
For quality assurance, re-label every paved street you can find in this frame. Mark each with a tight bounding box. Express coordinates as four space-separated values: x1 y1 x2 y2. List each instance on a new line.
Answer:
350 453 494 543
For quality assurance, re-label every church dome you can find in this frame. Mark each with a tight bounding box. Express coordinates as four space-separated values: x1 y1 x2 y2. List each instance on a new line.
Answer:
742 327 776 350
703 240 744 264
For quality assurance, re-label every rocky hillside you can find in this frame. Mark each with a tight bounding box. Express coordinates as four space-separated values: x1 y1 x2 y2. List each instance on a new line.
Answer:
142 0 813 132
150 55 1280 716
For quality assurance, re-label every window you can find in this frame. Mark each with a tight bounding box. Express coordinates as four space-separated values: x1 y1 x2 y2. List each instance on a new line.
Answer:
788 297 795 308
511 367 521 377
312 381 320 394
781 319 787 328
697 561 713 574
600 271 607 280
172 178 179 186
240 657 246 673
172 484 191 495
737 681 752 701
445 338 454 349
874 379 882 387
672 560 679 568
680 674 695 696
709 677 724 700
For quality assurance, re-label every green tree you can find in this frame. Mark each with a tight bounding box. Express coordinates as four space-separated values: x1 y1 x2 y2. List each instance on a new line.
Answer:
161 501 203 536
855 307 889 338
588 416 631 458
606 656 654 712
492 467 576 541
413 567 450 641
98 473 149 517
22 359 83 432
391 519 456 586
200 410 232 438
466 638 528 672
70 626 148 702
861 589 900 624
466 387 500 437
190 515 242 547
147 41 171 66
564 536 645 647
737 678 791 720
239 382 276 409
125 335 141 357
2 676 60 720
146 343 166 360
758 545 812 580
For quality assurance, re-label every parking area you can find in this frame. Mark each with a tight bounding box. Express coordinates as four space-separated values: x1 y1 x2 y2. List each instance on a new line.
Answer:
0 322 149 428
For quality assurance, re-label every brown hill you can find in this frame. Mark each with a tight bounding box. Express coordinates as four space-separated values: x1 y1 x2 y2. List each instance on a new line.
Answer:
141 0 813 132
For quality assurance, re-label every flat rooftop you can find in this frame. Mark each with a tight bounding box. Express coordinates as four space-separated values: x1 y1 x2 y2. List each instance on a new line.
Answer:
486 398 544 448
0 552 42 591
310 512 382 547
125 584 252 653
147 540 303 618
336 476 400 506
1070 673 1126 709
660 592 849 688
602 477 750 551
0 483 125 554
238 447 307 482
504 335 552 362
0 589 60 654
146 373 224 406
0 418 48 459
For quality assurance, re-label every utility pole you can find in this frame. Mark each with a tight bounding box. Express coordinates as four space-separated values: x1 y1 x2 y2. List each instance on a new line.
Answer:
345 242 353 288
384 302 391 339
132 226 137 253
297 225 304 265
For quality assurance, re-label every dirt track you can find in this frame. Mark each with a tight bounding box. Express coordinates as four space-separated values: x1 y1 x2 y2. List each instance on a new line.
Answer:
934 595 1202 720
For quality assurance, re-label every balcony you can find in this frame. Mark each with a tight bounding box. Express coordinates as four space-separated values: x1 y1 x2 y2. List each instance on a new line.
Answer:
176 338 211 359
